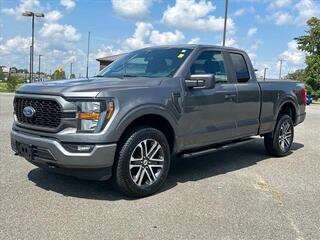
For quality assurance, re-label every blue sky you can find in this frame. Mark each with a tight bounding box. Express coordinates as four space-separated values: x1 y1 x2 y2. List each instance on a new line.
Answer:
0 0 319 78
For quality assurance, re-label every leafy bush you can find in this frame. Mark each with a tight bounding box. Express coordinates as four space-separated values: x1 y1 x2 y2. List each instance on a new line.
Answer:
6 75 19 92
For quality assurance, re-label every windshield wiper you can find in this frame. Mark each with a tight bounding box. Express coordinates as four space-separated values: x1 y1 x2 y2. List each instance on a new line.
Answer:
122 74 138 77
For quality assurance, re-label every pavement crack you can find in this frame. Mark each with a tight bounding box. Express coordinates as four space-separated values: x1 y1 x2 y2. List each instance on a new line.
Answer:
255 175 305 240
255 176 284 206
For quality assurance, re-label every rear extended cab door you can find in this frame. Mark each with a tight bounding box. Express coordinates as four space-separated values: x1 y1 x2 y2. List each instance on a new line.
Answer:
225 50 261 138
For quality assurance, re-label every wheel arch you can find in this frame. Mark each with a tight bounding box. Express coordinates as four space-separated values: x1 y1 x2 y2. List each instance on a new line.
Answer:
115 106 177 153
277 99 298 125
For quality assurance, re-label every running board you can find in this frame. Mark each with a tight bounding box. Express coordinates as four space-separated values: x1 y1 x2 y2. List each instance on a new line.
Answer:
182 138 257 158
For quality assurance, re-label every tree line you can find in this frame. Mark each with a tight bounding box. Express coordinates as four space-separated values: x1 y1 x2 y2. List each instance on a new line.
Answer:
286 17 320 99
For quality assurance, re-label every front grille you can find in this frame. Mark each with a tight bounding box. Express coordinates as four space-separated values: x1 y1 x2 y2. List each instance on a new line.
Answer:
14 97 62 129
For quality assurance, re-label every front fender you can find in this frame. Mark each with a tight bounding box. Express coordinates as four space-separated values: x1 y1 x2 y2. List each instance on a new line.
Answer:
112 104 179 142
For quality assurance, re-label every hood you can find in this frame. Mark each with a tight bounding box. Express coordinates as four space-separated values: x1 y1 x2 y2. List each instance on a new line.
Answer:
16 77 163 97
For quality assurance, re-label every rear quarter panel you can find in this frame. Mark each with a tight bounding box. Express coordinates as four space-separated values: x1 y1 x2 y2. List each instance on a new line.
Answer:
258 80 305 134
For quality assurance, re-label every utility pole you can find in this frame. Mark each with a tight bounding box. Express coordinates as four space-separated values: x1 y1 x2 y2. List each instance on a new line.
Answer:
86 31 91 78
38 54 42 81
279 59 285 80
29 46 32 82
70 62 73 79
263 67 268 81
31 15 34 82
22 11 45 83
222 0 229 46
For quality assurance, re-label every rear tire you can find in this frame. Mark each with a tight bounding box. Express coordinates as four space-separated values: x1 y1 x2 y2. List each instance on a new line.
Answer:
264 114 294 157
114 127 171 198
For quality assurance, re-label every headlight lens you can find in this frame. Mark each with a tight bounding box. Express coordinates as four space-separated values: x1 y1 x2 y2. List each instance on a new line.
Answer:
76 100 114 133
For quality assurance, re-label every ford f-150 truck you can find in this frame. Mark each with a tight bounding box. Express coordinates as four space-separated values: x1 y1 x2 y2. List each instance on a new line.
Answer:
11 45 306 197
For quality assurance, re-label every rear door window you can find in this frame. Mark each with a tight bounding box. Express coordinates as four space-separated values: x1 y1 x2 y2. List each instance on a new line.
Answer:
230 53 250 83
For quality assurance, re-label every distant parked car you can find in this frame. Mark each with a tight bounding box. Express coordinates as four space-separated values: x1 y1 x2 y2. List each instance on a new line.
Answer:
306 95 312 105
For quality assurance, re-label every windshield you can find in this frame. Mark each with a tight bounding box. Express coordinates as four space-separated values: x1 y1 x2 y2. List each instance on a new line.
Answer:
96 48 193 78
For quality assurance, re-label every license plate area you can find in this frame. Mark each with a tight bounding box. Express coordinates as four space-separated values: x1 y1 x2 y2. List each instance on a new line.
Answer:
16 142 33 161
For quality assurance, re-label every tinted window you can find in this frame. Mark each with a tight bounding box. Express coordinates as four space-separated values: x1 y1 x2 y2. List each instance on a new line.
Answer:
230 53 250 82
97 48 192 78
190 51 228 83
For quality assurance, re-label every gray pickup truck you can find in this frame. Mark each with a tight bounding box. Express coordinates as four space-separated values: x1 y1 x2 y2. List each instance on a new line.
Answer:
11 45 306 197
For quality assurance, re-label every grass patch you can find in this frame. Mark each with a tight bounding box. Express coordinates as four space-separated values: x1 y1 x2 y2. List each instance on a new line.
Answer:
0 82 7 92
0 82 24 92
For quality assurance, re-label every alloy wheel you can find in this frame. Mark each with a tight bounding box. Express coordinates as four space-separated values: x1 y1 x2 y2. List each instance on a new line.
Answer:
278 121 293 151
129 139 164 187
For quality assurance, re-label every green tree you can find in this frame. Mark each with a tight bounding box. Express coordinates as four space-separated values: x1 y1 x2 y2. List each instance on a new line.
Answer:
53 67 66 80
294 17 320 99
6 75 19 92
285 69 305 81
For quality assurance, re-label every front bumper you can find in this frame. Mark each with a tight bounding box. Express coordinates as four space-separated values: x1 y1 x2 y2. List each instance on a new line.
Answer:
11 129 117 180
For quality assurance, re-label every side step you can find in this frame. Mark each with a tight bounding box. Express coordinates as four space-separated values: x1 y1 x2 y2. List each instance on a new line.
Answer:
182 137 257 158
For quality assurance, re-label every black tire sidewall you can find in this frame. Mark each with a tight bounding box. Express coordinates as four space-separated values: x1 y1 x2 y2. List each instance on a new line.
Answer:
115 127 171 197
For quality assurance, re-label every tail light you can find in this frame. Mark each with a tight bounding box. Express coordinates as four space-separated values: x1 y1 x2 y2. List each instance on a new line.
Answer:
301 88 306 106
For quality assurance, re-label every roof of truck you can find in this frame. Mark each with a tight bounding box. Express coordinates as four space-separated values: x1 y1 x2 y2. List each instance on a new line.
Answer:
144 44 243 52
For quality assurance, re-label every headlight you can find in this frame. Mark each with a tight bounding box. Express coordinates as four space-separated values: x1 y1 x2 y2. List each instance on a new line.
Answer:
75 99 114 133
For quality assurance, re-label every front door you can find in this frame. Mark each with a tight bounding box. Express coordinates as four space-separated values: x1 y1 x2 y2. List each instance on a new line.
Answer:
180 50 237 150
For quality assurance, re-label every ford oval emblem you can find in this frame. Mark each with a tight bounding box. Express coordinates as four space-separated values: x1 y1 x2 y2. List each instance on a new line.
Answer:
23 106 36 118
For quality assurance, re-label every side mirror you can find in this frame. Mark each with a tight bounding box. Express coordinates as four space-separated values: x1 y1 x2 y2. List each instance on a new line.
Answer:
185 74 216 89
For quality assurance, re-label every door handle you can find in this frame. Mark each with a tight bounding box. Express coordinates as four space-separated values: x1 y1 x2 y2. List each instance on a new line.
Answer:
224 94 236 100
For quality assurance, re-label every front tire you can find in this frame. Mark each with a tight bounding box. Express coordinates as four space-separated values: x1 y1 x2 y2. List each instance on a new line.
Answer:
114 127 171 198
264 114 294 157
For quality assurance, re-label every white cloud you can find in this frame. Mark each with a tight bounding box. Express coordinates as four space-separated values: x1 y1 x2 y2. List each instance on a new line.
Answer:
111 0 152 19
224 38 238 48
0 36 31 55
295 0 320 25
247 27 257 37
0 1 91 76
247 52 257 60
60 0 76 10
234 9 245 17
188 37 200 44
45 10 63 22
269 0 291 9
132 22 153 40
280 40 305 65
149 30 184 45
122 21 185 50
268 0 320 26
39 23 81 43
272 11 294 25
162 0 235 32
122 22 153 49
1 0 41 19
250 39 262 51
95 45 124 59
233 6 255 17
0 34 88 77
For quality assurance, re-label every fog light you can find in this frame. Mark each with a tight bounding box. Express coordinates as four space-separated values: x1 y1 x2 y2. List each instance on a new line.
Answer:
63 144 94 153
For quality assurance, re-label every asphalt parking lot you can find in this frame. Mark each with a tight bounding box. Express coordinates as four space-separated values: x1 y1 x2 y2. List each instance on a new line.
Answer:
0 93 319 240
